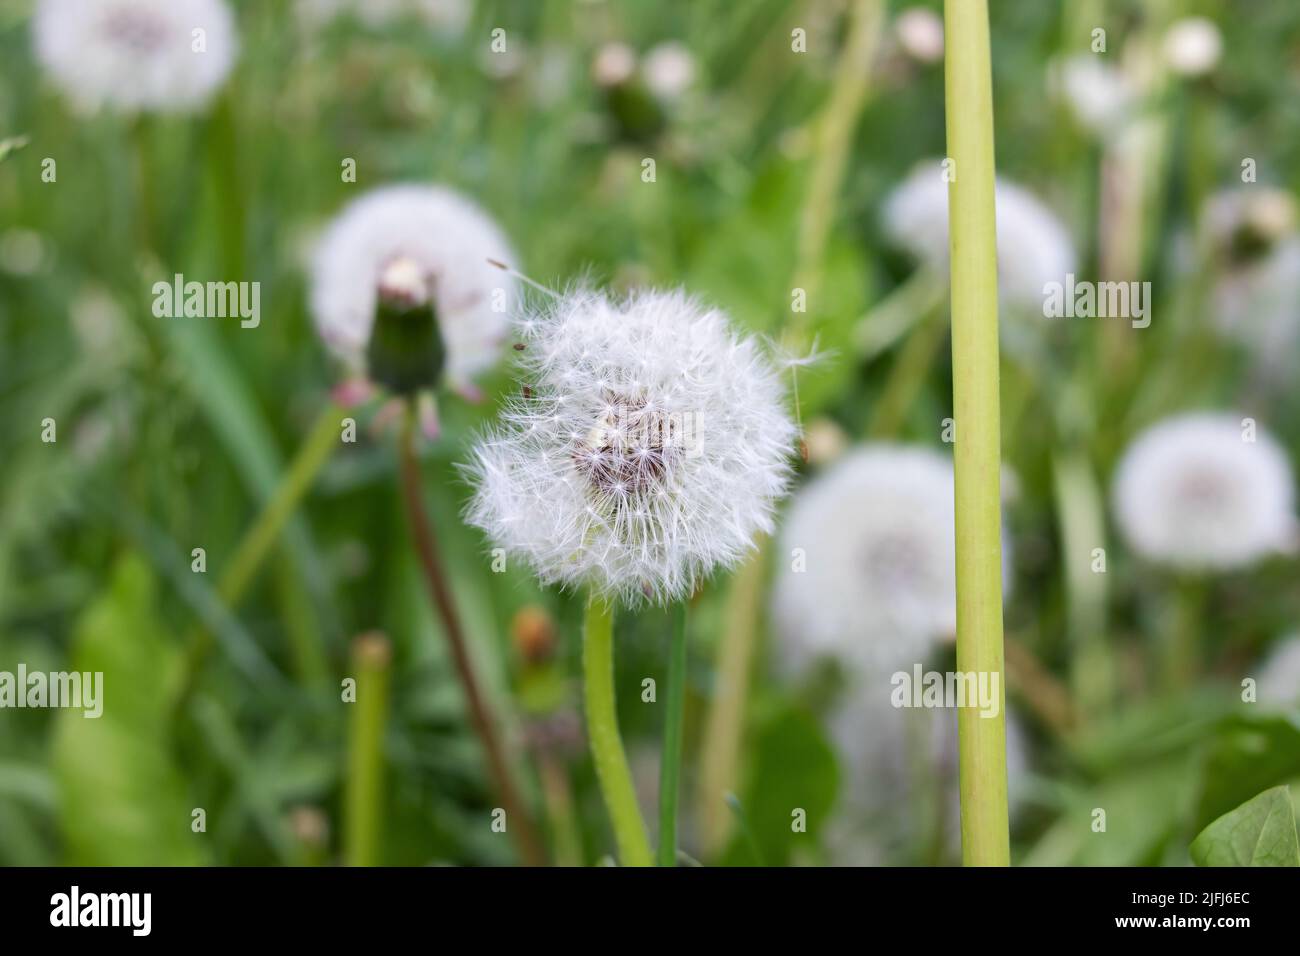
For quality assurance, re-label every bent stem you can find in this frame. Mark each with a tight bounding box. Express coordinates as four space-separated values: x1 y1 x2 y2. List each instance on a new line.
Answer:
397 409 545 866
657 601 689 867
175 402 343 705
345 632 391 866
583 595 653 867
945 0 1010 866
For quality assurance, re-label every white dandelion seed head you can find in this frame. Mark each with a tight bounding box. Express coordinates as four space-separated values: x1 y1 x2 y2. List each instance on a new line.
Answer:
465 289 796 607
882 161 1076 310
1163 17 1223 77
1051 55 1135 136
1112 413 1298 570
1203 189 1300 366
642 42 696 99
1257 635 1300 709
592 42 637 88
1204 187 1297 252
1214 238 1300 367
894 7 944 64
33 0 237 115
309 184 515 387
773 444 1014 677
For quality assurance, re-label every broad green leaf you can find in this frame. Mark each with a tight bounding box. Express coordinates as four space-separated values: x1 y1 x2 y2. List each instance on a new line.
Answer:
1190 786 1300 867
51 555 207 865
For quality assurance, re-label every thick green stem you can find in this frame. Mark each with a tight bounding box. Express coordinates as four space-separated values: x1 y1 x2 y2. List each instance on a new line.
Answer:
657 601 689 867
944 0 1010 867
583 595 653 867
345 632 391 866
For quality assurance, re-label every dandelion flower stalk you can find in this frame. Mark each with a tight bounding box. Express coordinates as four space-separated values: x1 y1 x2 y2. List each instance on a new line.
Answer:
467 288 795 864
583 596 653 867
657 600 688 867
345 631 391 867
174 402 344 709
398 408 545 867
944 0 1010 867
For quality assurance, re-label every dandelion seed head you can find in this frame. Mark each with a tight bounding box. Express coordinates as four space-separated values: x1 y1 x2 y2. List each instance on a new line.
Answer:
642 42 696 99
34 0 237 115
882 160 1076 311
773 445 1012 677
894 8 944 64
1163 17 1222 77
1112 413 1297 570
309 184 514 388
465 289 796 607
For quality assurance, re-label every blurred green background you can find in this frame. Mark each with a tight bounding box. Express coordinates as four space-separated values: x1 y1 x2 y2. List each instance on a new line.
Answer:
1 0 1299 866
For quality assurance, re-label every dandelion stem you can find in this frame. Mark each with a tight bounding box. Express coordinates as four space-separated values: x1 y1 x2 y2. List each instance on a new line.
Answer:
175 402 342 705
583 595 653 866
657 600 689 867
944 0 1010 867
397 409 546 866
696 550 764 857
345 631 391 866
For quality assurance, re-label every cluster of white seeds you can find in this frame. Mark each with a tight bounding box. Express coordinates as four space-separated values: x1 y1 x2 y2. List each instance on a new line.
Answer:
465 289 796 606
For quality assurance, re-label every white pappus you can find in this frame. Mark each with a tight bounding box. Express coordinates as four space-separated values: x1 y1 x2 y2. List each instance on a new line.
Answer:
465 289 797 607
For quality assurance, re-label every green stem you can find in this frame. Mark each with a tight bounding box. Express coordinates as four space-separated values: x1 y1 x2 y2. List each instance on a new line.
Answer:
657 601 689 867
696 550 764 857
944 0 1010 867
789 0 885 333
583 595 653 867
345 632 391 866
1164 578 1205 690
217 404 343 606
176 403 343 702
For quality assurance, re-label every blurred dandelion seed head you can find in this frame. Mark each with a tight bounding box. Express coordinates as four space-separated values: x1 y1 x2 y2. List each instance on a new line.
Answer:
1163 17 1223 77
774 445 1012 677
882 161 1076 312
894 8 944 65
1113 413 1298 571
309 185 515 389
33 0 238 115
465 289 796 607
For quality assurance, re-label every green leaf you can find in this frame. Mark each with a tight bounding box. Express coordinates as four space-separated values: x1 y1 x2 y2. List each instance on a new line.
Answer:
51 555 207 865
725 704 839 866
1190 786 1300 867
1194 712 1300 830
